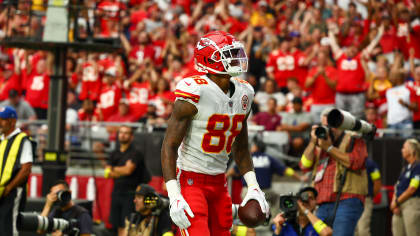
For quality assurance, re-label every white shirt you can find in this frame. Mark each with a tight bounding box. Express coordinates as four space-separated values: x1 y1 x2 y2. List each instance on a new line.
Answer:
1 128 33 164
255 92 286 112
386 85 412 125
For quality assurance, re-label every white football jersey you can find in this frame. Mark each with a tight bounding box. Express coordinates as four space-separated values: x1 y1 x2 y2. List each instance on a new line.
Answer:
174 75 254 175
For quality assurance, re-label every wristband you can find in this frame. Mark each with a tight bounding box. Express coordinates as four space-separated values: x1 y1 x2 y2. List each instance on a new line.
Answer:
326 145 333 153
313 220 327 234
104 168 111 178
0 186 4 197
243 171 259 188
301 154 313 168
165 179 181 199
285 168 295 177
236 225 248 236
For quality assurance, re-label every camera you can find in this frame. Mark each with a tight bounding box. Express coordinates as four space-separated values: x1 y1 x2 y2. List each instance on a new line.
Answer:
326 109 376 140
279 190 314 221
315 126 329 139
17 212 79 235
57 190 71 204
143 192 169 215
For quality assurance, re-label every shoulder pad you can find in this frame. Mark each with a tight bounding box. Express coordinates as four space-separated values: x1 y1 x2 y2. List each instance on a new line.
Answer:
174 76 206 104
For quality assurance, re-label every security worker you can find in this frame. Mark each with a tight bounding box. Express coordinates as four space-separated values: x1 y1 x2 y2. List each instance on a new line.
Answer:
391 139 420 236
0 106 35 236
105 125 150 236
355 158 382 236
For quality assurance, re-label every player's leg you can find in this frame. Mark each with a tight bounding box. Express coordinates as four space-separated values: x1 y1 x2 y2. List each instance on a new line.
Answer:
179 179 210 236
208 185 233 236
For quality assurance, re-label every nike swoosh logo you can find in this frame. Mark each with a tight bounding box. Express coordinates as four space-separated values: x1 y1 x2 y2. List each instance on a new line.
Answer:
185 82 191 86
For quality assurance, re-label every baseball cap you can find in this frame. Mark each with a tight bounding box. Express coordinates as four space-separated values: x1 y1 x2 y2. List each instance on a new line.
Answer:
135 184 155 196
0 106 17 119
298 186 318 198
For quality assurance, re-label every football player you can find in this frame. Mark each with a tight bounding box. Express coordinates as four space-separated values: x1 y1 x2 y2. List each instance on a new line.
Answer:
161 31 269 235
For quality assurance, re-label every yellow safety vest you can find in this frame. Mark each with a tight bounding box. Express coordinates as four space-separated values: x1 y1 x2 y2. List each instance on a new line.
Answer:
0 132 27 197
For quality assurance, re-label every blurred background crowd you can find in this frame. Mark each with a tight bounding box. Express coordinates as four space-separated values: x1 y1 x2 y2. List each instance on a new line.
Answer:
0 0 419 156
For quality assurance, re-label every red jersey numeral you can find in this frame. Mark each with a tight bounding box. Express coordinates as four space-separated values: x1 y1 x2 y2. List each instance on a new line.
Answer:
201 114 246 154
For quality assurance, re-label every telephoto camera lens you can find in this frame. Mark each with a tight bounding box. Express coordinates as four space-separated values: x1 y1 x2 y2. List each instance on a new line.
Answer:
17 213 70 232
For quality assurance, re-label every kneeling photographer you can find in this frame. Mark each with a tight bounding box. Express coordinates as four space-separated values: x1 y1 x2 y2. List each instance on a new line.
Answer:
39 179 93 236
299 109 372 236
273 187 332 236
124 184 173 236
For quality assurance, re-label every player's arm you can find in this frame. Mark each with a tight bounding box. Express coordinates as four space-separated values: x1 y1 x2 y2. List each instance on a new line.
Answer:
232 114 269 216
161 100 197 229
161 100 197 182
231 114 253 175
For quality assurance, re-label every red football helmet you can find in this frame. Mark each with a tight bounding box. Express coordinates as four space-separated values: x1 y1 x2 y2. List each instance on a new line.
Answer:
194 31 248 76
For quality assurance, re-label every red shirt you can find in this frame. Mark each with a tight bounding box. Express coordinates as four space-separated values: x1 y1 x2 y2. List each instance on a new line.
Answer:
107 112 137 122
98 83 121 121
266 50 305 88
78 109 100 121
252 112 281 131
307 66 337 105
25 73 49 109
97 1 126 34
149 91 175 117
380 26 398 53
300 137 368 204
79 62 102 101
406 80 420 121
0 74 20 101
336 53 366 93
397 21 420 59
129 45 155 65
126 82 151 119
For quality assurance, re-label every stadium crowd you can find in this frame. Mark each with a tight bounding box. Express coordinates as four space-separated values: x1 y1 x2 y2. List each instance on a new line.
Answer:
0 0 419 235
0 0 419 177
0 0 418 139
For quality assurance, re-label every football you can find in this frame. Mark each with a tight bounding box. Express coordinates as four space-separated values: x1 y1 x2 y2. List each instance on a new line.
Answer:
238 199 266 228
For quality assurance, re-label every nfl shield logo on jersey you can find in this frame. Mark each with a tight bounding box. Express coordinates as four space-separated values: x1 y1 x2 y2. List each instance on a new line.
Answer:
241 95 248 111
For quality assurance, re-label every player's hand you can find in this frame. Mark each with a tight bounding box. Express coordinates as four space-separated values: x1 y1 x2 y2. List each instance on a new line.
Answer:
241 186 270 218
168 194 195 229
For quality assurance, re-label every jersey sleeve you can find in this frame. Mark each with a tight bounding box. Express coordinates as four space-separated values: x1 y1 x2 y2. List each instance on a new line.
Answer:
174 77 202 107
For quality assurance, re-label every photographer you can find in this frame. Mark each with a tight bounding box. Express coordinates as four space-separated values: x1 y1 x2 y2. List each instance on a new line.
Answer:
40 180 93 236
124 184 173 236
299 109 368 236
272 187 332 236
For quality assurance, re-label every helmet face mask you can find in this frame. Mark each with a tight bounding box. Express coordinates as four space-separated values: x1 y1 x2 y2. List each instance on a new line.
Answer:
194 31 248 77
